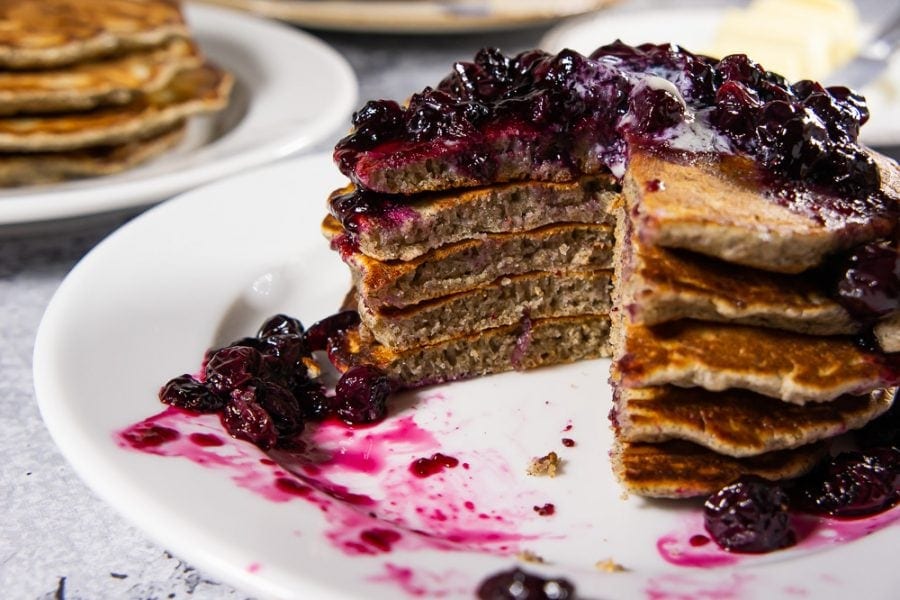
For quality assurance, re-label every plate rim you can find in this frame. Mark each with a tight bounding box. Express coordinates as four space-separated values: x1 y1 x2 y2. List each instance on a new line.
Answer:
0 3 358 227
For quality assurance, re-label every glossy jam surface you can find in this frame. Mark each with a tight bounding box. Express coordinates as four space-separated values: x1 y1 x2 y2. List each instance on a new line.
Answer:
334 41 881 200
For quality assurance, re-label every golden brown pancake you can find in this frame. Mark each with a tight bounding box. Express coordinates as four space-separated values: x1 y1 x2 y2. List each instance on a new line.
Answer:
614 385 894 457
615 209 857 336
624 147 900 274
611 439 827 498
613 319 896 404
0 39 202 116
0 63 232 152
323 215 614 309
329 315 611 387
0 121 185 186
358 268 613 350
328 176 618 261
0 0 189 69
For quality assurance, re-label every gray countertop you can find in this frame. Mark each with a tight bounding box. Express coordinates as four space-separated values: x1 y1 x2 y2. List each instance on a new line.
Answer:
2 0 897 598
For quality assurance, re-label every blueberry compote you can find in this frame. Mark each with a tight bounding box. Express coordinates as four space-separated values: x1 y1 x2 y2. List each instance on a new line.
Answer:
159 311 391 450
703 398 900 553
334 41 883 202
476 567 575 600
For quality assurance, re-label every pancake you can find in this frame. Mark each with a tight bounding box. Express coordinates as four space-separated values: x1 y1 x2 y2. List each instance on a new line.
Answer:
0 38 202 116
358 268 613 350
328 176 618 262
324 216 614 309
0 63 232 152
613 386 894 457
614 207 857 336
0 0 189 69
329 314 611 387
612 319 897 404
611 439 827 498
0 121 185 185
624 147 900 274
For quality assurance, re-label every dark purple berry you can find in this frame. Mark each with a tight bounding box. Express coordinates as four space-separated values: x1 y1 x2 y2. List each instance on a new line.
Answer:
791 449 900 518
252 381 304 437
258 314 305 339
833 240 900 322
291 379 334 421
476 567 575 600
704 476 794 553
304 310 361 352
205 346 263 395
334 365 392 424
158 375 225 413
627 86 685 135
259 333 308 374
221 389 278 450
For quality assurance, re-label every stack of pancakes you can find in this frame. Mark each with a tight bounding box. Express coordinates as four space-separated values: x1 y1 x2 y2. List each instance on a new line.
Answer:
323 44 899 498
608 148 899 497
322 175 621 386
0 0 232 186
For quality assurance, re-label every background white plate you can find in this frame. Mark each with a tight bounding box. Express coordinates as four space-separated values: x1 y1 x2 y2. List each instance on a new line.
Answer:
190 0 619 33
540 7 900 148
35 154 900 599
0 4 357 227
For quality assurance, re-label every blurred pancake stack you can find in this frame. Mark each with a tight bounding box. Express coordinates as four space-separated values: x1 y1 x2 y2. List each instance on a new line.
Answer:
0 0 233 186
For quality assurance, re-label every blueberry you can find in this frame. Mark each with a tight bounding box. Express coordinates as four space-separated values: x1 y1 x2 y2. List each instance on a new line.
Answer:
221 388 278 450
334 365 393 424
304 310 361 352
158 374 224 413
258 314 304 339
704 476 795 553
476 567 575 600
205 346 264 395
791 449 900 518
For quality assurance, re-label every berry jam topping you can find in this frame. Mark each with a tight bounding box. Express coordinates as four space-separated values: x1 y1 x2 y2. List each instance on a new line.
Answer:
409 452 460 478
157 311 395 450
831 239 900 322
703 475 795 553
561 438 575 447
856 396 900 448
790 447 900 518
477 567 575 600
334 41 881 199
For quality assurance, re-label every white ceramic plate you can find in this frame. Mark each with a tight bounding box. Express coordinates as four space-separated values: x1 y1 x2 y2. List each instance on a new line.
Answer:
540 7 900 147
0 4 357 227
190 0 618 33
35 154 900 599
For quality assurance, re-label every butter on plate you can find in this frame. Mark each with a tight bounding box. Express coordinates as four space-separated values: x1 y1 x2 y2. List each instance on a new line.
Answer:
706 0 861 81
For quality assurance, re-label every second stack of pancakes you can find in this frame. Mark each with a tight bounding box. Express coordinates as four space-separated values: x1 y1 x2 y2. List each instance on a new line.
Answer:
0 0 232 186
322 174 620 386
608 147 899 498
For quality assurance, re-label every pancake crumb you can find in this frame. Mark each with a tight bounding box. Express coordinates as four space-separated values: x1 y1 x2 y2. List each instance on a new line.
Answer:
594 558 626 572
527 451 560 477
516 550 545 564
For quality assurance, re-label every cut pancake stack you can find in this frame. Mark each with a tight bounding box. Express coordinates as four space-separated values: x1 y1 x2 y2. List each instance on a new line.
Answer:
609 148 900 497
322 175 620 386
0 0 232 186
322 43 900 499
